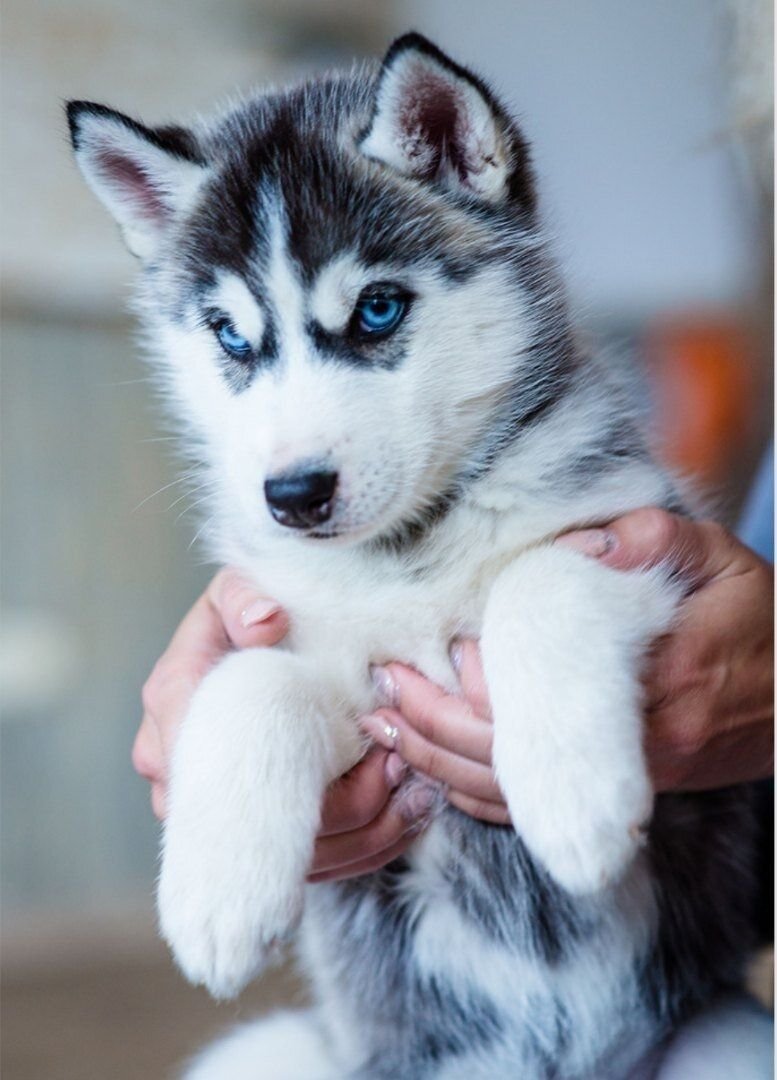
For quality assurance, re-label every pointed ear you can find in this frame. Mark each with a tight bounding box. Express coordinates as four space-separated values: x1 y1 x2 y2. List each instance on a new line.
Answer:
360 33 533 208
66 101 208 260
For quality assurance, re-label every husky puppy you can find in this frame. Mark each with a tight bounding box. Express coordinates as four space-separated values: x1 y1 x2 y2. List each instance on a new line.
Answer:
68 33 767 1080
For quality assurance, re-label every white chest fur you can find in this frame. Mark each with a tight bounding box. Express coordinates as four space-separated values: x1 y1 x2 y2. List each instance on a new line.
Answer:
158 452 679 1000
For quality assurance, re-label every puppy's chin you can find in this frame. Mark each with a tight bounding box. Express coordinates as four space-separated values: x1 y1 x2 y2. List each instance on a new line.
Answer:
293 518 387 546
286 511 408 547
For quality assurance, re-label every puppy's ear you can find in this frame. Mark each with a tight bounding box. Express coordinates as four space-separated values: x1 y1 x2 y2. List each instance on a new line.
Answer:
360 33 533 208
66 102 208 259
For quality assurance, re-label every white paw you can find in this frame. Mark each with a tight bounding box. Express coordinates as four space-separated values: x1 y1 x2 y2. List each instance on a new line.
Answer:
153 648 335 1000
502 761 653 895
158 819 306 999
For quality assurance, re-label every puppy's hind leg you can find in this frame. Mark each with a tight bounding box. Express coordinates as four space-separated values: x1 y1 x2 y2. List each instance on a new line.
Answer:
657 993 773 1079
183 1009 346 1080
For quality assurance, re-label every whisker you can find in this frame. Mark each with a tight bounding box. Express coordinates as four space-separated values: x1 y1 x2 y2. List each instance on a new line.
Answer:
188 515 214 551
174 493 213 523
132 472 199 513
167 482 210 513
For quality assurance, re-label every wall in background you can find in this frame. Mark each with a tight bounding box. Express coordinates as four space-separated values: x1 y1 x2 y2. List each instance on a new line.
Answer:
1 315 209 918
401 0 761 318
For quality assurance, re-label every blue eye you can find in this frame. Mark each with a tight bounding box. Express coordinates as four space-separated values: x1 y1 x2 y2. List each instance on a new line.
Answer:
213 319 252 360
354 295 407 337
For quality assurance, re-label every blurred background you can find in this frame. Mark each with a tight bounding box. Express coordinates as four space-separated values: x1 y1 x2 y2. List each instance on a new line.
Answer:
1 1 772 1077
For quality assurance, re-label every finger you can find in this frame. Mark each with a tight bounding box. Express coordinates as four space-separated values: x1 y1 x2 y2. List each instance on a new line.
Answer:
555 510 744 588
150 781 167 821
638 636 679 714
639 571 741 715
140 660 191 758
163 579 233 665
207 567 289 649
446 789 511 825
361 709 503 802
308 831 417 883
310 795 419 877
372 664 493 765
132 714 164 784
147 571 288 715
319 749 402 835
450 639 491 718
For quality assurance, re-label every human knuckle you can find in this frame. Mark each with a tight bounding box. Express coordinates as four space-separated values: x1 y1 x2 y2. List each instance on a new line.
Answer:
418 744 443 778
469 797 493 820
663 641 700 689
670 717 707 759
131 735 152 777
636 508 679 554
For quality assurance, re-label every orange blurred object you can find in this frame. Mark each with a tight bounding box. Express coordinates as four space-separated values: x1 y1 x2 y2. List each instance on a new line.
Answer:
644 312 759 491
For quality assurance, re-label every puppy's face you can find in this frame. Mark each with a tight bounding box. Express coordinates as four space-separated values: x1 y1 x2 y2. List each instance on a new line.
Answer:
69 35 538 549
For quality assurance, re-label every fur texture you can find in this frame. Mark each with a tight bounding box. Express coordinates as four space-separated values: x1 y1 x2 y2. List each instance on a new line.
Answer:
68 32 767 1079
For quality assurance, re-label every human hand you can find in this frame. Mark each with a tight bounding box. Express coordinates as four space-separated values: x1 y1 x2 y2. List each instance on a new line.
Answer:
363 645 509 823
361 509 774 817
558 508 774 791
132 568 288 819
133 569 419 879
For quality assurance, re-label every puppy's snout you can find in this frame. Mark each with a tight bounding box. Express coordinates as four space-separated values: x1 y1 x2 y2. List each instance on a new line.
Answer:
264 468 338 529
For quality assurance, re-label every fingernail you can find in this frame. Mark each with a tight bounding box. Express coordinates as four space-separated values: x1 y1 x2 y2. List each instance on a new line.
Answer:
555 528 615 558
370 665 398 707
360 712 401 750
241 598 281 628
449 640 463 674
385 753 406 789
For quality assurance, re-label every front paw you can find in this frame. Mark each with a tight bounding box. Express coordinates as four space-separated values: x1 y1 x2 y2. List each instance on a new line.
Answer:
158 820 306 999
500 760 653 895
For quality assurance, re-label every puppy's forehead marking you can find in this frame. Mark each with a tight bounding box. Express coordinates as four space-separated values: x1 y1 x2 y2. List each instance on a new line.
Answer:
208 271 264 343
309 254 371 333
266 206 308 363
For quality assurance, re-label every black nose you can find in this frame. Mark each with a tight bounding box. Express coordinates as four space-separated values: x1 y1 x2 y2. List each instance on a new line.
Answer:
264 469 338 529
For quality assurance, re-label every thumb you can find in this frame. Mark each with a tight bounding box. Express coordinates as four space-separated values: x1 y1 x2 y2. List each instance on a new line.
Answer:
556 508 743 587
207 567 289 649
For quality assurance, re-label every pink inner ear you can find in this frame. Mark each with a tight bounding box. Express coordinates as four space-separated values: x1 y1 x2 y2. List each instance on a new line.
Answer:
397 69 471 182
97 150 168 224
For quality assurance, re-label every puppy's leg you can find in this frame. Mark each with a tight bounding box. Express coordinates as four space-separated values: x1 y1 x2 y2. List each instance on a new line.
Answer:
183 1009 347 1080
158 649 360 999
481 545 678 894
657 993 773 1079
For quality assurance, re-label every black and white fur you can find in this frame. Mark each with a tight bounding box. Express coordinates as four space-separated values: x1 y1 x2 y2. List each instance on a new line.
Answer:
68 34 770 1079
